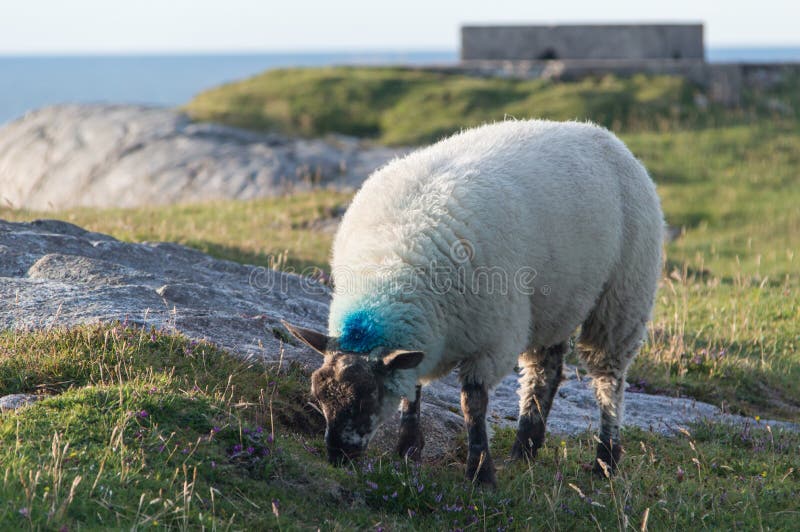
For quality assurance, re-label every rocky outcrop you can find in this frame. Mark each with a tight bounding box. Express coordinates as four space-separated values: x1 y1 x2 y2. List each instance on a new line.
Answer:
0 394 39 412
0 105 404 211
0 220 794 458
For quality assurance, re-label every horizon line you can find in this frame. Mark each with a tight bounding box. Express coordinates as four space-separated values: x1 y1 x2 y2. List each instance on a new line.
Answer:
2 43 800 57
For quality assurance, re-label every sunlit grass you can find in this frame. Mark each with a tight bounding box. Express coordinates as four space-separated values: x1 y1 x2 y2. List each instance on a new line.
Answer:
184 67 800 146
1 324 797 529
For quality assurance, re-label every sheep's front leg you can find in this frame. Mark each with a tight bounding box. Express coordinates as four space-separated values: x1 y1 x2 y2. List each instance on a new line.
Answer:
511 342 566 460
396 385 424 461
461 381 496 486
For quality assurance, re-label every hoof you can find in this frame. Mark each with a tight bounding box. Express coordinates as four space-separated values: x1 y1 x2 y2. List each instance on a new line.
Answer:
397 443 424 462
593 441 622 477
509 418 544 462
466 453 497 487
396 426 424 462
509 439 539 462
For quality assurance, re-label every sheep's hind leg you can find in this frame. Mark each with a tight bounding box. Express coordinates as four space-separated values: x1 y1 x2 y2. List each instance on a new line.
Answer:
396 385 424 461
580 312 645 476
461 381 496 486
510 342 566 461
587 372 626 475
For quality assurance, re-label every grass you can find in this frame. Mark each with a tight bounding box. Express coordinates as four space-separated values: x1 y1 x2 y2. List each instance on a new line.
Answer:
1 190 351 273
184 67 800 146
1 323 798 530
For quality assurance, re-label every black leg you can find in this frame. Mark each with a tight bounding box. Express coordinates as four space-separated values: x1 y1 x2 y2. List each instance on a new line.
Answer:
396 385 424 461
461 381 496 486
511 343 565 460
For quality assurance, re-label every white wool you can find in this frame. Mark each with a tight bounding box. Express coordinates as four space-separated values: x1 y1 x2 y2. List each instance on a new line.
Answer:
328 119 663 400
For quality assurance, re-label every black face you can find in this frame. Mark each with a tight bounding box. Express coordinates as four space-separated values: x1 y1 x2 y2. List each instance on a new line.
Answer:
311 355 385 464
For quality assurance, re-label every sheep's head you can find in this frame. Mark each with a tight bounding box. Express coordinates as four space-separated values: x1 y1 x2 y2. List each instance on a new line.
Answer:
282 321 424 465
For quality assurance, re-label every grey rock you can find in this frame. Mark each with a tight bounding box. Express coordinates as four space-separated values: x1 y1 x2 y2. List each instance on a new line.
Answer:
0 105 405 211
0 394 39 412
0 220 795 459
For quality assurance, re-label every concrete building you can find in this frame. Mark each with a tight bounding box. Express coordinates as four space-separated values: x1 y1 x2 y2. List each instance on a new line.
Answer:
461 24 705 61
450 23 799 106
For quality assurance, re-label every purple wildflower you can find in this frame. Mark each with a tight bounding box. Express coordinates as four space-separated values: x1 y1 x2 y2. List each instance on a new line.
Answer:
137 410 149 419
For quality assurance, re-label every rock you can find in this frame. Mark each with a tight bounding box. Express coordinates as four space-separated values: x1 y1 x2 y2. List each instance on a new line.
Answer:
0 105 405 211
0 394 39 412
0 220 795 459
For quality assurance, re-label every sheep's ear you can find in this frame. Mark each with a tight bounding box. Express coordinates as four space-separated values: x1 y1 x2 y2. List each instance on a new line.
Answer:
382 350 424 371
281 320 329 355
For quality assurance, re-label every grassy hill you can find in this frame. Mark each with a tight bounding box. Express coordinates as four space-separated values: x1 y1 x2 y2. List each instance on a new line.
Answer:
184 66 799 145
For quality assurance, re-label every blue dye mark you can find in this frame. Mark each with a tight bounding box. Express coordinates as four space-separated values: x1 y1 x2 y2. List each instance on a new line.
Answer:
339 308 385 353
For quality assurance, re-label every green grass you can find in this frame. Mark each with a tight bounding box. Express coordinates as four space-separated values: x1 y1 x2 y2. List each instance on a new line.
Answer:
1 190 351 273
1 324 798 530
184 67 800 146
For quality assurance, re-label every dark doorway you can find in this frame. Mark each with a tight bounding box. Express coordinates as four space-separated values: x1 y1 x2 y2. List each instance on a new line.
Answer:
537 48 559 60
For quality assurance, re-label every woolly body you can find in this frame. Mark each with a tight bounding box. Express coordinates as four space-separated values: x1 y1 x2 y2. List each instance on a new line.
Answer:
328 120 663 405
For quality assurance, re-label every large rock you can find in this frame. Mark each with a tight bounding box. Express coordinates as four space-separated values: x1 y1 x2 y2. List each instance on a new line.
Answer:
0 220 794 458
0 105 404 211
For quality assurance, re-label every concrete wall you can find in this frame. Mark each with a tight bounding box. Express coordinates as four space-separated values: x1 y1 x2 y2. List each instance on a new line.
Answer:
422 60 800 107
461 24 704 61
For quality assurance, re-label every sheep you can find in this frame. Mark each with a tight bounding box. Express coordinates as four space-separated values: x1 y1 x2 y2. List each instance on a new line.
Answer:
284 119 663 485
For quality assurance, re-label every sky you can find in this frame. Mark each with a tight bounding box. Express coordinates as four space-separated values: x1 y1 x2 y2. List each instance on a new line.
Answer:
1 0 798 54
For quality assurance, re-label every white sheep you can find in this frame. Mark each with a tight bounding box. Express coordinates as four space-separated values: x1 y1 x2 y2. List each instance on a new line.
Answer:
285 119 663 484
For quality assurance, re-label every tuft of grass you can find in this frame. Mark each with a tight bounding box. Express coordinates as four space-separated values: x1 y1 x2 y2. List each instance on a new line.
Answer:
0 323 325 529
1 323 798 529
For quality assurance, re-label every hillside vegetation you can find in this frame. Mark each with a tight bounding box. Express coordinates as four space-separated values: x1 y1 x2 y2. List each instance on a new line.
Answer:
185 66 800 145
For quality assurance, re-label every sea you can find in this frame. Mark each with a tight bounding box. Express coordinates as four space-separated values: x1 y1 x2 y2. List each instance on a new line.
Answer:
1 48 799 125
